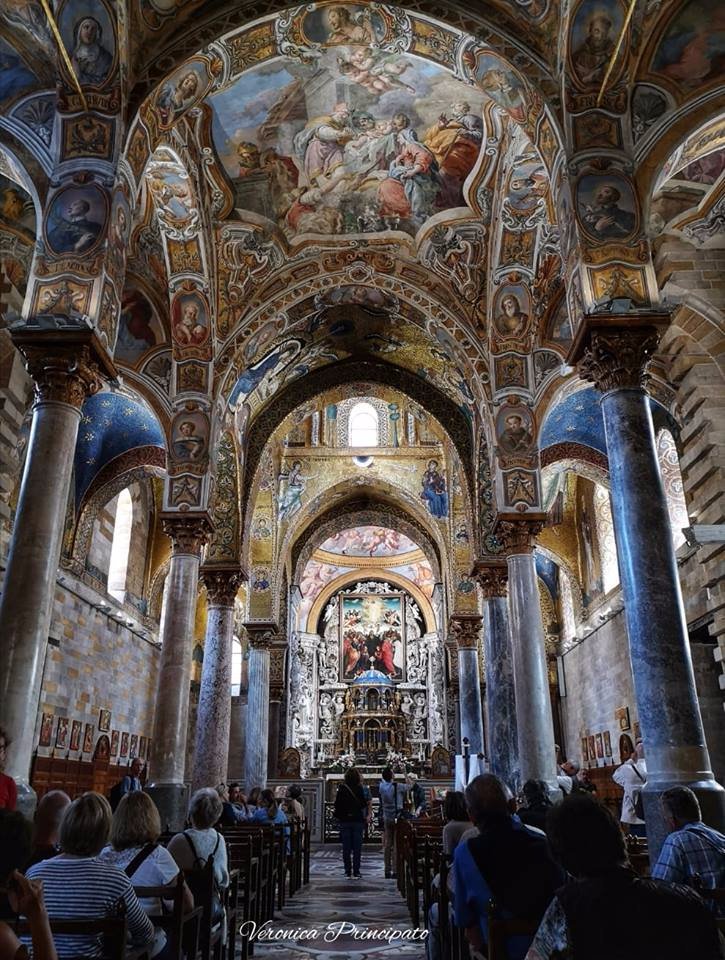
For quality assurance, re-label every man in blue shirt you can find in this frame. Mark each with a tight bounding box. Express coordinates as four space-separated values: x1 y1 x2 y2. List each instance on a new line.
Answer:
378 767 412 879
453 774 563 960
652 785 725 915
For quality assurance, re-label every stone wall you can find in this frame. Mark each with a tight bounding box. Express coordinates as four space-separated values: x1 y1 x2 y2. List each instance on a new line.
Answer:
32 571 160 767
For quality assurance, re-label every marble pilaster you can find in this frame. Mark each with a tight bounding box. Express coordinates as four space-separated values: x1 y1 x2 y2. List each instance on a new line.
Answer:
147 514 211 830
474 561 520 792
0 329 111 810
497 517 559 796
191 566 244 794
244 624 276 791
575 318 725 857
449 615 485 755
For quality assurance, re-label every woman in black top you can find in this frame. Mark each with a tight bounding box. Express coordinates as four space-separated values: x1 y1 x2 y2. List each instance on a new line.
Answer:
518 779 553 834
333 768 368 879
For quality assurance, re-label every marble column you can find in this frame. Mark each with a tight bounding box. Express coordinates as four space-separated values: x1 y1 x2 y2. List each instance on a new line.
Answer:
497 518 559 796
576 319 725 856
449 615 485 755
147 514 211 830
0 330 110 810
244 625 276 791
474 561 520 792
191 566 244 794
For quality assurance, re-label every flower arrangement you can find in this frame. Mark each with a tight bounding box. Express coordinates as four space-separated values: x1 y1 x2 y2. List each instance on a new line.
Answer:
330 750 357 771
385 748 415 773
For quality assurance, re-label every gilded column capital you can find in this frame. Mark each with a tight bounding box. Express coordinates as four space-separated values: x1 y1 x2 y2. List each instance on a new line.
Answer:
201 565 245 606
494 513 546 556
471 560 509 598
11 327 116 409
162 512 213 557
448 614 482 649
567 313 669 394
244 622 279 651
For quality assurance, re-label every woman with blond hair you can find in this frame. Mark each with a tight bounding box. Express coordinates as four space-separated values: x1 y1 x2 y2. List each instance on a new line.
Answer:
100 791 193 958
26 792 153 959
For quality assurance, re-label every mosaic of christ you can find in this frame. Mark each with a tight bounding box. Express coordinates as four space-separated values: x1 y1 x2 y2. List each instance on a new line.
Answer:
210 49 488 238
341 594 405 680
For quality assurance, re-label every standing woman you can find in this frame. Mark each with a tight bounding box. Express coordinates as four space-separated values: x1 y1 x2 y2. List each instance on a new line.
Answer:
334 768 368 880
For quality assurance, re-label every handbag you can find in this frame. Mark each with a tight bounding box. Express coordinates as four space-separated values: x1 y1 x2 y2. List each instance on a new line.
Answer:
630 761 646 820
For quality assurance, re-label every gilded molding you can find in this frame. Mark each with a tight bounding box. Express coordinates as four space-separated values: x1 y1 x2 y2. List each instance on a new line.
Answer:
494 515 545 555
577 328 661 393
12 332 112 409
448 614 482 649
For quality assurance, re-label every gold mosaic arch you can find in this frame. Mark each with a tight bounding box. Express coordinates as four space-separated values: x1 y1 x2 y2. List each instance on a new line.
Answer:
305 567 436 635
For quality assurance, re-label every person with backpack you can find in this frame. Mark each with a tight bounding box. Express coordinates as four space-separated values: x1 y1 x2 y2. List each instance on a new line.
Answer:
109 758 143 811
378 767 412 879
100 791 193 959
334 768 368 879
612 737 647 837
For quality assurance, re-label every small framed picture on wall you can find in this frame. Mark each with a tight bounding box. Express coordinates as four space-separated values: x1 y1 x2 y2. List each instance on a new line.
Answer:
83 723 94 754
595 733 604 759
111 730 119 757
39 713 54 748
603 730 612 758
129 735 138 759
581 736 589 762
588 734 596 761
139 736 147 759
98 709 111 733
120 732 129 758
55 717 68 749
70 720 82 752
615 706 630 731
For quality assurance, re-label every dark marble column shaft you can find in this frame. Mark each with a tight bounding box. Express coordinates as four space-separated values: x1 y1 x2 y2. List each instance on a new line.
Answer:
0 332 108 810
243 625 276 791
449 615 484 755
191 567 243 794
475 562 520 792
497 519 559 796
577 322 725 857
147 515 210 830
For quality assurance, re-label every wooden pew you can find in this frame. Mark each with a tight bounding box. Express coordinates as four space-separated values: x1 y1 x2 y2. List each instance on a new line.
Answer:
438 854 470 960
133 872 203 960
486 901 540 960
183 854 224 960
14 904 130 960
395 819 444 927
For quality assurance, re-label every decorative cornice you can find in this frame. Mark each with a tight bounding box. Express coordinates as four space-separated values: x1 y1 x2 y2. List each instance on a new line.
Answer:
567 314 669 395
161 512 213 557
471 560 509 598
201 565 245 606
448 614 482 649
493 513 547 555
11 328 116 409
540 443 608 473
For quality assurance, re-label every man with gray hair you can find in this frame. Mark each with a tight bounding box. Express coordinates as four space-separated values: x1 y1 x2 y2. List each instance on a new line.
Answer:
452 775 564 960
652 785 725 915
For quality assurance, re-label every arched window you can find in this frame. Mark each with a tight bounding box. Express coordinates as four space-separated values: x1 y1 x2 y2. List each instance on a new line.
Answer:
231 636 243 696
348 402 379 447
593 484 619 593
656 429 689 550
108 488 133 602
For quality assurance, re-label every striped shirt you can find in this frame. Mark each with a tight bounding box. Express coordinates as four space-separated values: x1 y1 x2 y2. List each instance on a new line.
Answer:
25 855 153 958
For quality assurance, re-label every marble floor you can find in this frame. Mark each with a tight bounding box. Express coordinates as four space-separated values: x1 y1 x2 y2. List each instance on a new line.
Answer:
238 845 428 960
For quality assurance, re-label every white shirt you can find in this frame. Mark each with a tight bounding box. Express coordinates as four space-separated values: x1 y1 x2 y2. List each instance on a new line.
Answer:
612 759 647 824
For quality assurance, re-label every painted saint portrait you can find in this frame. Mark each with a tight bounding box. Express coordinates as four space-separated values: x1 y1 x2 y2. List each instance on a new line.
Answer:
156 61 208 128
302 4 382 46
55 717 69 749
107 191 130 275
129 734 138 759
70 720 82 751
494 286 532 339
229 339 303 407
116 290 162 365
341 593 404 681
577 173 638 242
470 51 528 124
421 459 448 518
652 0 725 87
497 406 535 455
98 708 111 732
39 713 53 747
68 14 114 86
570 0 624 87
278 459 315 522
45 183 108 258
82 723 94 753
171 292 209 348
120 731 129 757
170 411 209 462
111 729 119 756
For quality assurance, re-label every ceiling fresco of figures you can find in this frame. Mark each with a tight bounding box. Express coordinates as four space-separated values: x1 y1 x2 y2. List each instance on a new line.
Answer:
318 526 420 558
209 47 488 237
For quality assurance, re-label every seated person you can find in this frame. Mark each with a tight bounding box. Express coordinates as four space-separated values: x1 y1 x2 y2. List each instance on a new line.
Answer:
453 774 564 960
216 783 248 825
26 792 153 959
0 809 32 920
283 785 305 821
526 794 723 960
100 791 193 958
251 789 290 852
168 788 229 892
27 791 70 868
427 791 471 960
651 785 725 915
517 780 552 834
229 783 253 819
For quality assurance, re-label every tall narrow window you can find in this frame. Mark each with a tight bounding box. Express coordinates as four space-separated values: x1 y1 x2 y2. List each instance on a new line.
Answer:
108 488 133 602
231 636 243 696
348 402 379 447
656 429 689 550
